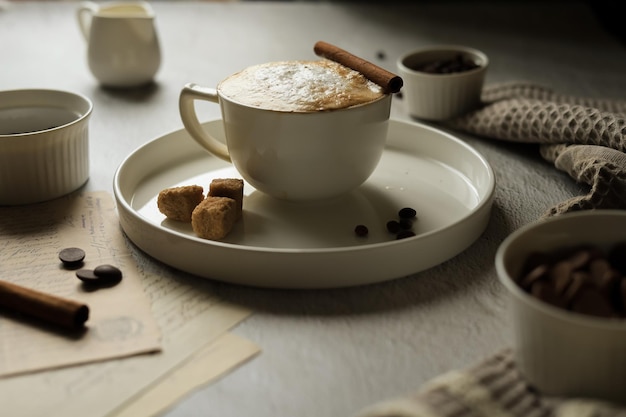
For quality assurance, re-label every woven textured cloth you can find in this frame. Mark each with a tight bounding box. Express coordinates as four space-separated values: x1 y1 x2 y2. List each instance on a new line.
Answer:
448 81 626 217
353 83 626 417
354 350 626 417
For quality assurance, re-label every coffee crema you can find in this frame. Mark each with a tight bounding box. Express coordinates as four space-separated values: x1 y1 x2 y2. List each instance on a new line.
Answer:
218 60 384 112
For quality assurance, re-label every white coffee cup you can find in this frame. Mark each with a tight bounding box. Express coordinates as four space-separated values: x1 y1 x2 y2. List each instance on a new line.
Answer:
179 61 392 201
0 89 92 205
77 1 161 88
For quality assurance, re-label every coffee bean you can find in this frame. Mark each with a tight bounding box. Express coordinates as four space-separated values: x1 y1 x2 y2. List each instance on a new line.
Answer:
94 264 123 283
589 258 611 281
549 261 573 295
531 280 567 309
383 207 419 239
386 220 401 234
358 207 419 240
398 207 417 219
354 225 369 237
609 242 626 274
564 248 594 270
518 242 626 318
563 271 588 304
59 247 85 267
399 218 413 230
396 230 416 240
620 278 626 311
519 263 549 290
522 251 554 275
570 286 614 318
411 55 480 74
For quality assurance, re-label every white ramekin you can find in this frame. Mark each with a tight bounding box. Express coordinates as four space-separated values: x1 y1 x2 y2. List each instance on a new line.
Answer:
496 210 626 405
397 45 488 121
0 89 92 205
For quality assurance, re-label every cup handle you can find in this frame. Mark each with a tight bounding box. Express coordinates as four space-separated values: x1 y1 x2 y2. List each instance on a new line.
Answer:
76 1 98 40
179 83 231 163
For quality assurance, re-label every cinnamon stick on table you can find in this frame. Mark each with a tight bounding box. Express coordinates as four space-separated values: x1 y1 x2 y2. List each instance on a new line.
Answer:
0 279 89 330
314 41 403 94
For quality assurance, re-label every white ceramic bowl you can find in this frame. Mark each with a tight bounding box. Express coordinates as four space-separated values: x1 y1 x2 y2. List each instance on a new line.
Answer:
0 89 92 205
496 210 626 404
397 45 488 121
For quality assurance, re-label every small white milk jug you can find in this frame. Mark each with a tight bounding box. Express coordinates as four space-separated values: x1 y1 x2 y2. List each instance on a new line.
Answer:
77 1 161 88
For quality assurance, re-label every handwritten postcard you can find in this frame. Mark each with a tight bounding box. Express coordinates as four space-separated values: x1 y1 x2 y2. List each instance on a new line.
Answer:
1 229 254 417
0 191 161 377
1 191 255 417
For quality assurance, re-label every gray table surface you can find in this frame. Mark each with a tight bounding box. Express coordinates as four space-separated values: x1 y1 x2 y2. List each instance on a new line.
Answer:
1 1 625 416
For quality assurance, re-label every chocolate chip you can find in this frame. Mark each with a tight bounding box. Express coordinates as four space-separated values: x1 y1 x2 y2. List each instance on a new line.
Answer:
59 247 85 267
76 264 122 286
93 264 123 283
76 269 100 283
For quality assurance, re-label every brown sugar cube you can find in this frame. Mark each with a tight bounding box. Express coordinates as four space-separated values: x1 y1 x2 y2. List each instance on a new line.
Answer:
157 185 204 222
191 196 238 240
208 178 244 219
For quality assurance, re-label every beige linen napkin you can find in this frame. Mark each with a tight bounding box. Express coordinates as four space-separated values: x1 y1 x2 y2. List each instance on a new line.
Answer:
449 81 626 217
354 349 625 417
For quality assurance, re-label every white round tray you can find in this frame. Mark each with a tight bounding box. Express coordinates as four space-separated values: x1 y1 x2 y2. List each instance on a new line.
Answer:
113 119 495 289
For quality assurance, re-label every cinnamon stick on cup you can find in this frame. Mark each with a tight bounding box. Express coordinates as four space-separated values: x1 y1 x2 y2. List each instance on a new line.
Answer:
0 279 89 330
314 41 403 94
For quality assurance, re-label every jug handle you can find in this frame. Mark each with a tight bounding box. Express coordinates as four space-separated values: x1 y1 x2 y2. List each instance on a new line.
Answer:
76 1 99 40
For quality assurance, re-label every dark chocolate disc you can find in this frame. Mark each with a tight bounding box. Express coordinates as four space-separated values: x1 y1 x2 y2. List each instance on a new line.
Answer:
93 264 123 283
75 269 100 283
59 247 86 266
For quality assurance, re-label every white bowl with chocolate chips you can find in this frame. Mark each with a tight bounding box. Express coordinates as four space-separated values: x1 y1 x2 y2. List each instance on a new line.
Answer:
496 210 626 405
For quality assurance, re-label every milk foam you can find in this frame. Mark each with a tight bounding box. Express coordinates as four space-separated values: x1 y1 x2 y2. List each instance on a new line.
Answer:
218 60 384 112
